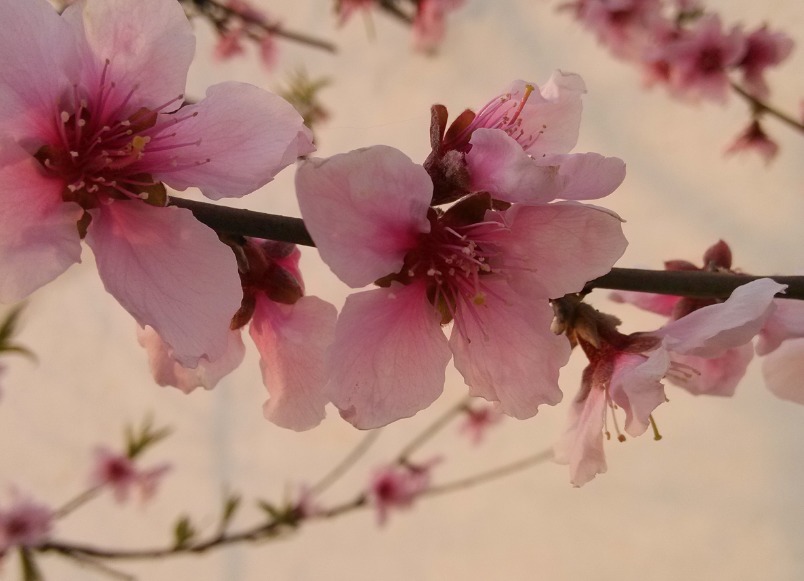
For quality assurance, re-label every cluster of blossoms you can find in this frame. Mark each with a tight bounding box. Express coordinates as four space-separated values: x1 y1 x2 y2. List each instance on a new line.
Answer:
197 0 282 69
336 0 465 53
561 0 795 162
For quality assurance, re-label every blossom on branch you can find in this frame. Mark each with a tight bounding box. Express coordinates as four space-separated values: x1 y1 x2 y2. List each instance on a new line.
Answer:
0 0 314 367
0 493 53 555
139 240 337 431
89 447 171 504
555 278 785 486
368 460 437 525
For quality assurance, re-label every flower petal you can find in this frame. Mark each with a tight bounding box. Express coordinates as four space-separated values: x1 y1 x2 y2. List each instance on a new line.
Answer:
756 298 804 355
326 283 451 429
0 140 83 302
667 344 754 397
517 71 585 155
553 386 607 487
499 202 628 299
449 279 570 418
154 82 315 200
250 295 337 431
609 350 669 437
762 337 804 404
85 202 241 366
296 146 432 288
535 152 626 201
65 0 195 112
137 325 245 393
0 0 78 139
660 278 785 357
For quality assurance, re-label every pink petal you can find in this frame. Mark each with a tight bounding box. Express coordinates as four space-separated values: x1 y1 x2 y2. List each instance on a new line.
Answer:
296 146 432 288
154 82 315 200
0 141 83 302
327 282 451 429
500 202 628 299
466 130 625 203
609 289 680 317
609 350 669 437
249 295 337 431
667 344 754 397
660 278 785 357
85 202 242 366
762 337 804 404
553 386 607 487
0 0 78 140
756 298 804 355
449 279 570 418
64 0 195 113
518 72 585 156
137 325 246 393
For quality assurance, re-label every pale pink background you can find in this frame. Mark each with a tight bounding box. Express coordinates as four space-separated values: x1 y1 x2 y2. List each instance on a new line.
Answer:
2 1 804 579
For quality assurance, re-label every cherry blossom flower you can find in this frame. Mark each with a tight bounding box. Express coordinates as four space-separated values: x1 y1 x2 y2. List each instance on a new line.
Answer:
89 447 171 504
725 120 779 165
139 240 337 431
335 0 375 26
368 460 436 525
297 142 627 429
459 404 503 445
660 15 746 102
0 494 53 554
555 278 785 486
0 0 314 366
736 25 794 100
412 0 465 54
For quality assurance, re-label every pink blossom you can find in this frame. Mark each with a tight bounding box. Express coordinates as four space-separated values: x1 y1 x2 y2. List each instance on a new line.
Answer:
737 25 794 100
459 404 503 445
0 494 53 553
661 15 746 102
0 0 314 366
368 461 436 525
555 278 784 486
214 28 247 61
139 240 337 431
297 144 627 429
762 338 804 404
90 447 171 503
412 0 465 54
725 120 779 165
335 0 375 26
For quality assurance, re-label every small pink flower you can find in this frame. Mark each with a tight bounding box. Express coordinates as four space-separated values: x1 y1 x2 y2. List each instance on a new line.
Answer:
368 460 436 525
555 278 784 486
335 0 375 26
0 0 314 367
90 447 171 504
661 15 746 102
459 404 503 445
725 120 779 165
412 0 465 54
214 28 247 61
0 494 53 553
736 25 794 100
139 240 337 431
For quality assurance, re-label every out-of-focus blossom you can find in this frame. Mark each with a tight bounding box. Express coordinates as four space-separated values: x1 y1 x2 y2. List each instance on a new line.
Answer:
725 120 779 165
762 338 804 404
555 278 784 486
0 0 314 367
0 494 53 553
335 0 375 26
459 404 503 445
412 0 464 54
661 15 746 102
368 460 437 525
89 447 171 504
214 27 247 60
737 25 794 100
139 240 337 431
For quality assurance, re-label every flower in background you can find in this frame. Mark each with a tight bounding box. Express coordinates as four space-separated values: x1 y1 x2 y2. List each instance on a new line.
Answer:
139 240 337 431
412 0 465 54
736 25 794 100
0 0 314 367
0 493 53 554
725 120 779 165
368 460 437 525
459 404 503 445
555 278 784 486
335 0 375 26
89 447 171 504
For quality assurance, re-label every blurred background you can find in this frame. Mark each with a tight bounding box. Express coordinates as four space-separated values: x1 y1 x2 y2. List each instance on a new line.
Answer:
2 0 804 579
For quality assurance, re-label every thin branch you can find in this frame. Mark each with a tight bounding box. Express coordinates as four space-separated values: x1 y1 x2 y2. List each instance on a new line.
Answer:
731 82 804 134
53 486 103 519
309 429 383 497
395 397 470 464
